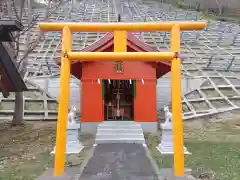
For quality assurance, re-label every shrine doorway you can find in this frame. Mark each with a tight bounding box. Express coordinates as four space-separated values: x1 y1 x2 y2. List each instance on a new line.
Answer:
103 80 134 121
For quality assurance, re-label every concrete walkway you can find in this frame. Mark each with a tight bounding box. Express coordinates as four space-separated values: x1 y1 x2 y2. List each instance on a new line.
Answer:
79 143 159 180
37 143 195 180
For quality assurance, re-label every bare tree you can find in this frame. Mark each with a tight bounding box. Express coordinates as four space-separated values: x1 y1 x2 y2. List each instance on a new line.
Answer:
9 0 62 126
215 0 222 15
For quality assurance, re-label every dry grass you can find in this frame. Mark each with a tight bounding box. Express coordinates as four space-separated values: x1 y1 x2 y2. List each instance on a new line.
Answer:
0 121 56 180
146 118 240 180
184 118 240 142
0 121 94 180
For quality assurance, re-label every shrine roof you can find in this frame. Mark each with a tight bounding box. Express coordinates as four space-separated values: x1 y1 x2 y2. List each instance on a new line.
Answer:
0 42 27 97
79 32 159 52
0 20 27 97
57 32 170 80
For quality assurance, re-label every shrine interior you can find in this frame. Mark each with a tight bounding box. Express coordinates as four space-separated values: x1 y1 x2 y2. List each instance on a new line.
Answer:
103 80 134 121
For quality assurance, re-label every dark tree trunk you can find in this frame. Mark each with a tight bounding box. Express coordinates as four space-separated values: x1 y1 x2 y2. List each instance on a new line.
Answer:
11 0 25 126
12 92 24 126
11 0 59 126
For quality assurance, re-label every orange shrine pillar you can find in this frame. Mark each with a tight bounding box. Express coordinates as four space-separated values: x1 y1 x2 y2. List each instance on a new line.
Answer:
54 27 72 176
171 24 185 176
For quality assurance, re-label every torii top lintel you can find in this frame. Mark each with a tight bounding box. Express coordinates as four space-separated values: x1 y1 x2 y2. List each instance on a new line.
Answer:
39 21 207 32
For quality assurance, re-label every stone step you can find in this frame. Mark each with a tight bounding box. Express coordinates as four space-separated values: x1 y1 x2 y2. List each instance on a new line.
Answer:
98 122 140 125
98 124 142 129
97 128 143 133
95 137 145 144
96 134 144 139
98 121 140 125
95 121 145 144
98 121 139 124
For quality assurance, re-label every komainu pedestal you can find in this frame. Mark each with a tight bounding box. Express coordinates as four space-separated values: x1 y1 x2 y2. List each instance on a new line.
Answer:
51 121 84 154
157 122 191 154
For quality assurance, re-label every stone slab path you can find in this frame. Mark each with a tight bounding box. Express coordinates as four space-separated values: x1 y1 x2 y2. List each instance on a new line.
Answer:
36 143 195 180
79 143 159 180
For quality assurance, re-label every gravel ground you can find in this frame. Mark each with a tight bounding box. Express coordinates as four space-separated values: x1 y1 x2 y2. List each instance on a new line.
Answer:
79 143 159 180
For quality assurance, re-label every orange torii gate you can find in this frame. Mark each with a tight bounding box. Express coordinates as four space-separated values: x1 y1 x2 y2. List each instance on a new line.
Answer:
39 21 206 177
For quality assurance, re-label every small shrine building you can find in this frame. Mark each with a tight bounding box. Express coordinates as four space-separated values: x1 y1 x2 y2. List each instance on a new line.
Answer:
58 32 170 133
